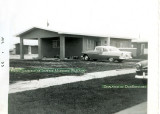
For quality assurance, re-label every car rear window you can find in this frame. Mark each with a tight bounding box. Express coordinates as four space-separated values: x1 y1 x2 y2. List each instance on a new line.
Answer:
95 47 102 52
110 47 120 51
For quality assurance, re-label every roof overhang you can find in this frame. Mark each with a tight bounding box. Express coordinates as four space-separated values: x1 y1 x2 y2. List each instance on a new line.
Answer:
16 27 59 37
16 26 134 39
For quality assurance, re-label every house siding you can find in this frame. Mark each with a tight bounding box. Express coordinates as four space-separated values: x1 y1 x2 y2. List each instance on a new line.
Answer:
132 42 148 56
42 38 60 58
41 37 83 58
82 37 106 51
65 37 82 58
15 44 29 54
83 37 131 51
100 37 109 46
31 46 38 54
110 38 131 48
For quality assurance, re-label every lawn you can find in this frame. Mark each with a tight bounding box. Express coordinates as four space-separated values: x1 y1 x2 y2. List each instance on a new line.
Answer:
10 59 139 83
9 73 147 114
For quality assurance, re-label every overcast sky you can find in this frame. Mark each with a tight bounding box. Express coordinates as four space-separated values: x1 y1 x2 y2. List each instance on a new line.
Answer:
0 0 158 49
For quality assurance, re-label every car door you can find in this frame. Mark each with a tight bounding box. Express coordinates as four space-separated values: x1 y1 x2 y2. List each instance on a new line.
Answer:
101 48 110 60
93 47 103 59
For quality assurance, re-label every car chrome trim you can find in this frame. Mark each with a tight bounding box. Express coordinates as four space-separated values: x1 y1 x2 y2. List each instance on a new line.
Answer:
135 75 148 79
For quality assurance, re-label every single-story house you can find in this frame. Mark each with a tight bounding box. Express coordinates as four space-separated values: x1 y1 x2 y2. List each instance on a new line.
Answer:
16 27 133 59
15 43 38 55
132 40 148 57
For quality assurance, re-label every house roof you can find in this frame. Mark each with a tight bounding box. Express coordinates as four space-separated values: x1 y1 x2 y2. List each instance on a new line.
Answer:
16 26 134 39
16 27 58 37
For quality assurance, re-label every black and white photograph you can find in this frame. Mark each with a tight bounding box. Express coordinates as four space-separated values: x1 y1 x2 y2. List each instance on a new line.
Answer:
0 0 159 114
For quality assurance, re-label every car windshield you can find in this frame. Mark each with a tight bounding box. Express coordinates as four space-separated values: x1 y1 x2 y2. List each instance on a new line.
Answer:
95 47 120 52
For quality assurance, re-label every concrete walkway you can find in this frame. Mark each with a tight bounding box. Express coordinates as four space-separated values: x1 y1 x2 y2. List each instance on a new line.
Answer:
115 102 147 114
9 68 135 94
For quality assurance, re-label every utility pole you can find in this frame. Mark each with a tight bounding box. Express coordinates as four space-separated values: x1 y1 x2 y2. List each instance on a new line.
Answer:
47 19 49 27
139 33 141 39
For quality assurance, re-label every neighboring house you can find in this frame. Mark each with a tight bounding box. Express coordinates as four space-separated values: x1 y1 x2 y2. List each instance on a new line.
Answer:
16 27 133 59
15 43 38 54
9 48 16 55
132 40 148 57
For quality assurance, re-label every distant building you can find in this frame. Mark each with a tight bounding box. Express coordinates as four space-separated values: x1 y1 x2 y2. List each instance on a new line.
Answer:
16 27 133 59
9 49 16 55
15 43 38 54
132 40 148 57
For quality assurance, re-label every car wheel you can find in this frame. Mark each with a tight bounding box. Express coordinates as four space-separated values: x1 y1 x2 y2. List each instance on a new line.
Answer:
109 57 114 62
117 60 123 63
84 55 89 61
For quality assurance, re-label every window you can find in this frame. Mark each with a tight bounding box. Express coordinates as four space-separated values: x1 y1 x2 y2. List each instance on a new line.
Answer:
52 40 60 48
131 44 134 48
105 41 107 45
109 47 120 51
145 43 148 49
95 41 101 46
103 48 108 52
95 47 103 52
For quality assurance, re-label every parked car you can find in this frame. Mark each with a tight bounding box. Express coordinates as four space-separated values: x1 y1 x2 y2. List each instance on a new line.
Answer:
135 60 148 80
81 46 132 62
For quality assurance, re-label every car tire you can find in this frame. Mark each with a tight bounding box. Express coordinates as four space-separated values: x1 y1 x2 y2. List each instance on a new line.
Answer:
117 60 123 63
109 57 114 62
83 55 89 61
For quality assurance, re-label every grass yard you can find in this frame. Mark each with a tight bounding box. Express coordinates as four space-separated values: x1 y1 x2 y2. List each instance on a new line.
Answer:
9 73 147 114
10 59 139 83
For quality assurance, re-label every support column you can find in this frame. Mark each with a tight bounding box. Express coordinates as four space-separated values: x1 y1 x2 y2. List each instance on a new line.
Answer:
82 37 85 52
38 38 42 59
107 37 110 46
20 38 24 59
60 35 65 59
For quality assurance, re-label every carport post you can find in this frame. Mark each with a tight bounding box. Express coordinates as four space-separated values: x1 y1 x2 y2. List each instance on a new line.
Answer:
38 38 42 59
107 37 110 46
20 38 24 59
60 35 65 60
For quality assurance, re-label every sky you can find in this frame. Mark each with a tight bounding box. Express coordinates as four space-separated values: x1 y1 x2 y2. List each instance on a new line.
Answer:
0 0 158 49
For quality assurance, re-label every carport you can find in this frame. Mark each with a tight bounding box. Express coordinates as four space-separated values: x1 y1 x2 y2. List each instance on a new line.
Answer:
16 27 85 60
